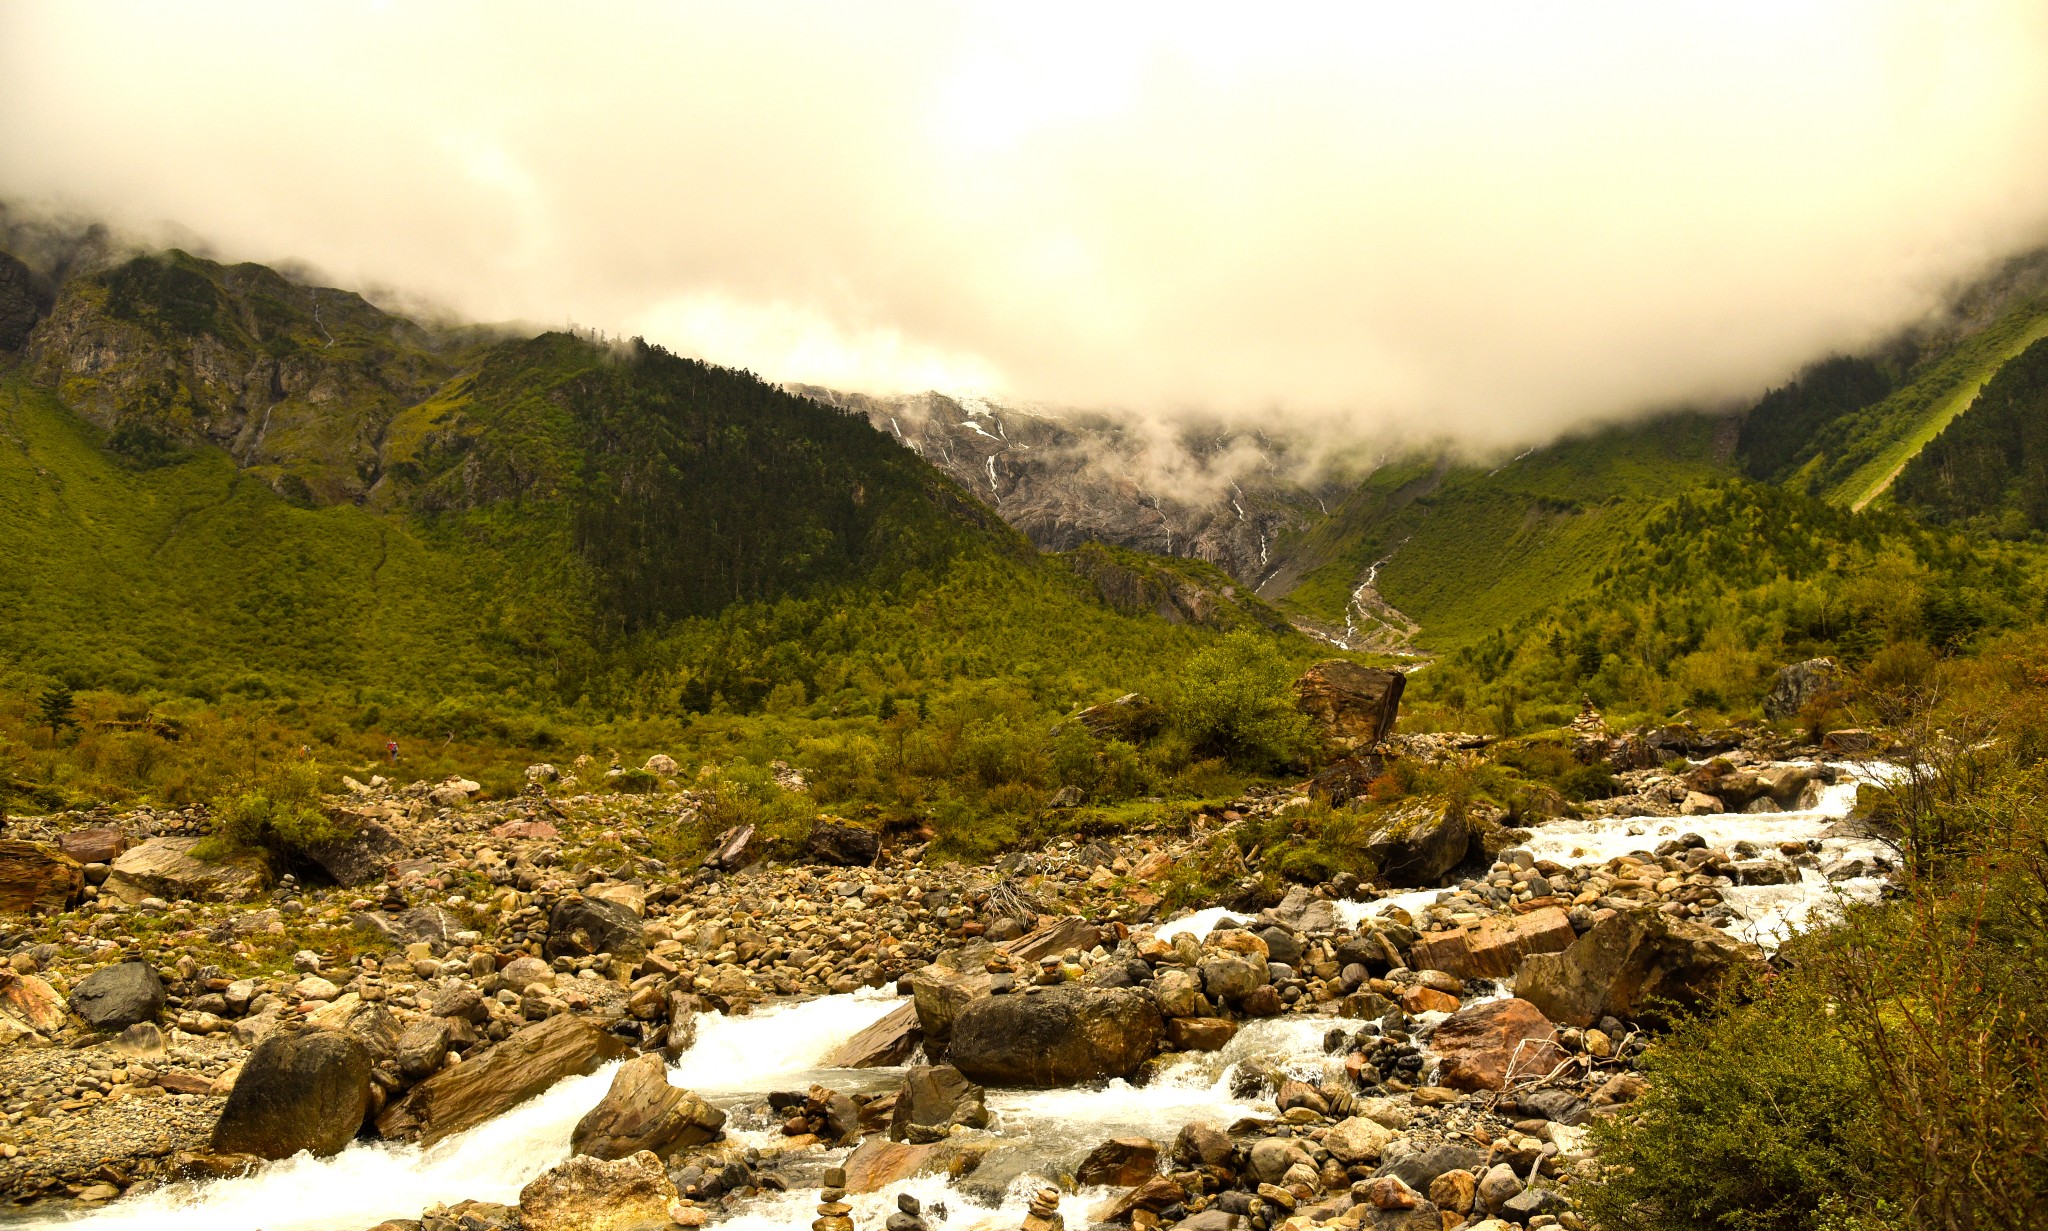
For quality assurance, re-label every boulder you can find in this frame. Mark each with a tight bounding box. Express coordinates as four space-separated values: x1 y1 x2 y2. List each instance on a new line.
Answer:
56 827 128 865
69 960 166 1031
544 895 646 961
1072 693 1167 742
397 1017 452 1080
0 841 82 914
302 816 404 887
1376 1141 1489 1193
1325 1115 1399 1163
103 838 269 904
1076 1136 1160 1187
377 1014 632 1145
1362 801 1470 887
1165 1017 1238 1052
947 985 1164 1087
1516 909 1763 1028
0 972 67 1035
1429 998 1567 1092
1823 728 1877 755
1763 657 1840 720
807 820 880 867
518 1150 679 1231
1293 660 1405 749
889 1064 990 1142
824 1001 920 1068
211 1028 372 1159
1307 754 1389 807
571 1053 724 1161
700 824 756 872
1407 907 1577 980
643 754 678 775
841 1137 974 1193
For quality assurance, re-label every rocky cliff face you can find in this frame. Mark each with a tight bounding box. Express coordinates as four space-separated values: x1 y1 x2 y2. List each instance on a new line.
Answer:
792 386 1341 587
23 250 465 504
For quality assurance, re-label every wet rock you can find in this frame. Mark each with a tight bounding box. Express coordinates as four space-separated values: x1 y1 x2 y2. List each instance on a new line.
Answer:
1407 906 1576 979
212 1027 373 1159
1075 1135 1159 1187
378 1013 632 1146
1174 1121 1233 1168
0 840 82 914
1362 801 1469 887
1164 1016 1237 1052
825 1001 919 1067
807 820 880 868
518 1150 680 1231
947 985 1163 1087
1516 909 1762 1028
103 837 270 903
841 1137 973 1193
68 959 166 1031
889 1064 990 1142
1293 660 1405 750
1430 998 1568 1091
571 1053 725 1161
544 894 647 961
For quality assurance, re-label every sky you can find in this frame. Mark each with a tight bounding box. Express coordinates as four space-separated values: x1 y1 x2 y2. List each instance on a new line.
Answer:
5 1 2048 452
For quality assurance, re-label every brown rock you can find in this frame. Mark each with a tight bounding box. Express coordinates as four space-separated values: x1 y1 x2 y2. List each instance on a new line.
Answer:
824 1001 920 1068
1427 1169 1476 1215
0 841 81 914
947 985 1163 1087
1293 661 1405 750
378 1013 631 1146
56 827 128 865
840 1137 959 1193
1398 986 1458 1014
1165 1016 1238 1052
0 972 66 1034
1076 1136 1160 1187
1407 907 1577 980
519 1150 678 1231
1429 998 1567 1092
571 1053 725 1160
1515 909 1762 1028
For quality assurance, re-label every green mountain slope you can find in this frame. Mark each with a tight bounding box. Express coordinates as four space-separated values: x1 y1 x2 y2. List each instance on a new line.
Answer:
1262 414 1737 653
1893 334 2048 535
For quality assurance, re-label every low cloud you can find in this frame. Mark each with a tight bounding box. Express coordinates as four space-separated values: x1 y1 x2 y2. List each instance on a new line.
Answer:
5 2 2048 451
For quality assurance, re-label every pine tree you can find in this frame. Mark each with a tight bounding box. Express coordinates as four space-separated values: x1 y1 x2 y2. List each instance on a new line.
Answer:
36 686 75 743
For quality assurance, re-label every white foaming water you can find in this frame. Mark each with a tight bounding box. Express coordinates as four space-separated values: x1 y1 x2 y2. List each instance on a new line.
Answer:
29 991 906 1231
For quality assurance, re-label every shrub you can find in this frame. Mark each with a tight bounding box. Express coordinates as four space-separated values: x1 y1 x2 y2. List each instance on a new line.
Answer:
200 760 351 862
1173 631 1313 772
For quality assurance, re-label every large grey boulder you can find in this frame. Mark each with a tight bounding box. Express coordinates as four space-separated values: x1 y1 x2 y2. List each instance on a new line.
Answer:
212 1028 372 1159
571 1053 723 1161
947 985 1163 1087
301 816 404 887
69 960 166 1031
807 820 880 867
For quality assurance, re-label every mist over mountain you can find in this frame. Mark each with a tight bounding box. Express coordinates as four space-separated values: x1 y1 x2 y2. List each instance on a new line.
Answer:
7 3 2048 454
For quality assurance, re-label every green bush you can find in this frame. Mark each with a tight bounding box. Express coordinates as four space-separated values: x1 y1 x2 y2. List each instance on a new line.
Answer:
200 760 351 862
1173 631 1313 772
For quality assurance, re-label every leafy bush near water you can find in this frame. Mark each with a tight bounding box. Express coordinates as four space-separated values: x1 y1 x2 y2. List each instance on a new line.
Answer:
1587 630 2048 1230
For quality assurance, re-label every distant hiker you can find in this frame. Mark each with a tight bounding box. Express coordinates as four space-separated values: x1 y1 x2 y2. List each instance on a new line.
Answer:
387 741 399 764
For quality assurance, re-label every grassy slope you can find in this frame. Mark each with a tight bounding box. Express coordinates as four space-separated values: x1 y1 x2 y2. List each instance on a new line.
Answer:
1268 416 1735 653
1822 304 2048 510
0 371 586 705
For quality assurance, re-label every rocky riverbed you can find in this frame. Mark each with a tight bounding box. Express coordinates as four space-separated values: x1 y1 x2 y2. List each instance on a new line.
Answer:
0 725 1902 1231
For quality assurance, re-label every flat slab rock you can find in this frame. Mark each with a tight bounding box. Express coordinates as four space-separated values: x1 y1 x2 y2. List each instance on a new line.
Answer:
377 1013 630 1146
